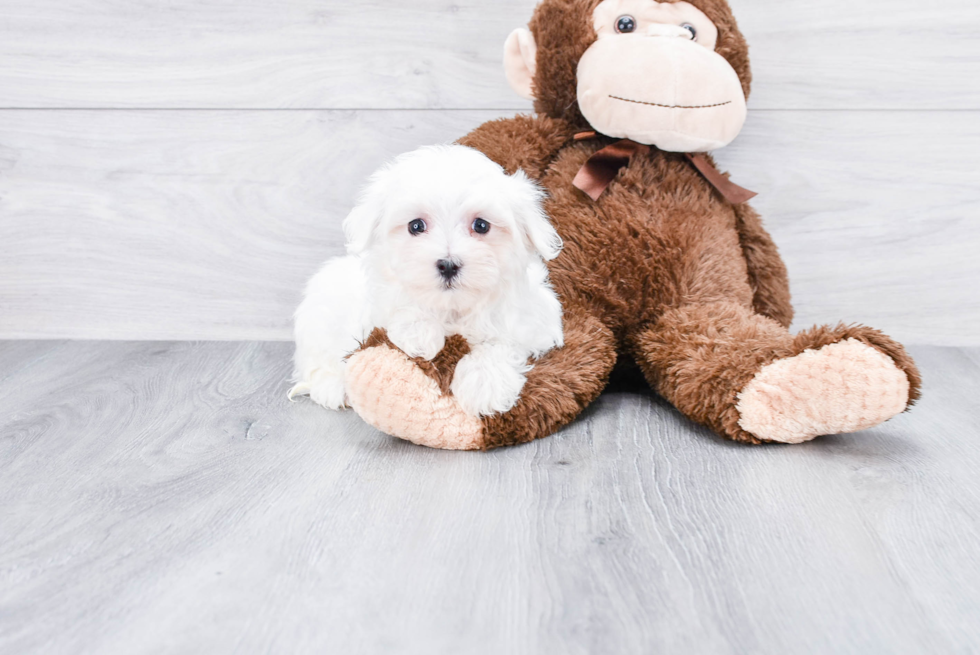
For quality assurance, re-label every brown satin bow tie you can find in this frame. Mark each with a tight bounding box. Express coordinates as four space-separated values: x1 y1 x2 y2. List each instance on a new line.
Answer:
571 131 757 204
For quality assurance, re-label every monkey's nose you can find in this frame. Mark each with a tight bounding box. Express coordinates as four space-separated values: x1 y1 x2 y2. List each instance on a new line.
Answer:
436 259 460 281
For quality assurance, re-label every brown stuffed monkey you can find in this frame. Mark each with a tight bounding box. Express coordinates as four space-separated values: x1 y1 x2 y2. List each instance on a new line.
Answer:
342 0 921 449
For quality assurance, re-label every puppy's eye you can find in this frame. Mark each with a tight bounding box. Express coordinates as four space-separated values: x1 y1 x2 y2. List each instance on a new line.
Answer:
408 219 426 236
616 15 636 33
681 23 697 40
472 218 490 235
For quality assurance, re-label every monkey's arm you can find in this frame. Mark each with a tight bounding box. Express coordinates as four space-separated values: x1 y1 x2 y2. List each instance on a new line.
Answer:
734 202 794 328
457 114 575 180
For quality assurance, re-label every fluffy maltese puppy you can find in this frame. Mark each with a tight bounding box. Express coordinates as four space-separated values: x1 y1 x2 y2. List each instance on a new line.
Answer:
290 144 564 417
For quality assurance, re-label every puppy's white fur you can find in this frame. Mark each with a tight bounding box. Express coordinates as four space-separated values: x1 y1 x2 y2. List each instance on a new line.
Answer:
291 145 564 417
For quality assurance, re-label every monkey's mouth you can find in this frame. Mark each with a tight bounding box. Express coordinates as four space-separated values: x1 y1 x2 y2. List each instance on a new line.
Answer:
608 95 732 109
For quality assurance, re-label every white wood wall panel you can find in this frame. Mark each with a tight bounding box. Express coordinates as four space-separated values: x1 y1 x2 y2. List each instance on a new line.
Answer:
0 0 978 110
0 109 499 341
717 111 980 346
0 0 537 110
1 109 976 344
740 0 980 110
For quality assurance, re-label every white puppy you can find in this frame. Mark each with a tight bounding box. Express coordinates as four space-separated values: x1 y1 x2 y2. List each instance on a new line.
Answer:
290 145 564 417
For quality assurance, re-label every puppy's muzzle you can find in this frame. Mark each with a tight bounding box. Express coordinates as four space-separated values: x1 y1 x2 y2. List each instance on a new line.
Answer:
436 258 461 283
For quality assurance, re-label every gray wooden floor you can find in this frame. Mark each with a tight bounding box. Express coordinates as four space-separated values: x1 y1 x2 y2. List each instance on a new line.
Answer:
1 340 978 654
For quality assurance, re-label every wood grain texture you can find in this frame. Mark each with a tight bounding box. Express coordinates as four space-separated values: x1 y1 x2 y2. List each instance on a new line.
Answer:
1 109 977 344
715 110 980 346
1 340 978 654
0 0 978 110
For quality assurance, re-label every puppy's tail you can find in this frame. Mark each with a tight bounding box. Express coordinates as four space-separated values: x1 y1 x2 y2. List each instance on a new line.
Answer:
287 382 311 402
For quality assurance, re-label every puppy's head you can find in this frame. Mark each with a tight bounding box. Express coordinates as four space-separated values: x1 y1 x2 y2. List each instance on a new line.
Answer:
344 145 561 308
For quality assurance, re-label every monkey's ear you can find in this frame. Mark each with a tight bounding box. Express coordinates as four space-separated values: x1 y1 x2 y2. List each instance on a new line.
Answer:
504 28 537 100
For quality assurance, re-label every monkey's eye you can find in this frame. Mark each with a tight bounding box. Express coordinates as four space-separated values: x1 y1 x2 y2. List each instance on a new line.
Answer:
681 23 697 40
472 218 490 235
615 15 636 33
408 219 427 236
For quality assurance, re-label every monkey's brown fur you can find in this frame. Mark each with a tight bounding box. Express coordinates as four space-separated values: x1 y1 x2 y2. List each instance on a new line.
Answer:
354 0 921 448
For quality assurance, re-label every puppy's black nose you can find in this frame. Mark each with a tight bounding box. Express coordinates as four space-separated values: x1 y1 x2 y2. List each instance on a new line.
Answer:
436 259 460 280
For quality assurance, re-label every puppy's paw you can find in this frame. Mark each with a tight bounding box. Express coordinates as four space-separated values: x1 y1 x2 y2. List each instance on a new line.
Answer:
451 346 529 417
387 320 446 361
290 368 347 410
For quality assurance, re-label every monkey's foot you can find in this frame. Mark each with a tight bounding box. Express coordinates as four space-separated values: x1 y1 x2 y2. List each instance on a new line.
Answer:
736 338 911 444
345 345 485 450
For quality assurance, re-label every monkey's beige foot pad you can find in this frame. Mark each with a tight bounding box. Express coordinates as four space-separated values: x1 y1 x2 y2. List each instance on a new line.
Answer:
736 338 911 444
345 346 485 450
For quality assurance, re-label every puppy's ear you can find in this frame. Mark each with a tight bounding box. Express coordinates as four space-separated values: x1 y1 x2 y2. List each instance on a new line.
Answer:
343 170 388 255
508 170 562 261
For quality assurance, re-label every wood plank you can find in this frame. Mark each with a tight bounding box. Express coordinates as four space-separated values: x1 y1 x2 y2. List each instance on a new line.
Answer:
714 110 980 346
0 0 978 110
1 109 976 344
0 340 68 386
0 341 978 653
0 0 536 110
0 109 505 341
740 0 980 110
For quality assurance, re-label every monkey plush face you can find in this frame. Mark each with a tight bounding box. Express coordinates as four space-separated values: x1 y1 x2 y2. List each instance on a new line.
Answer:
505 0 749 152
